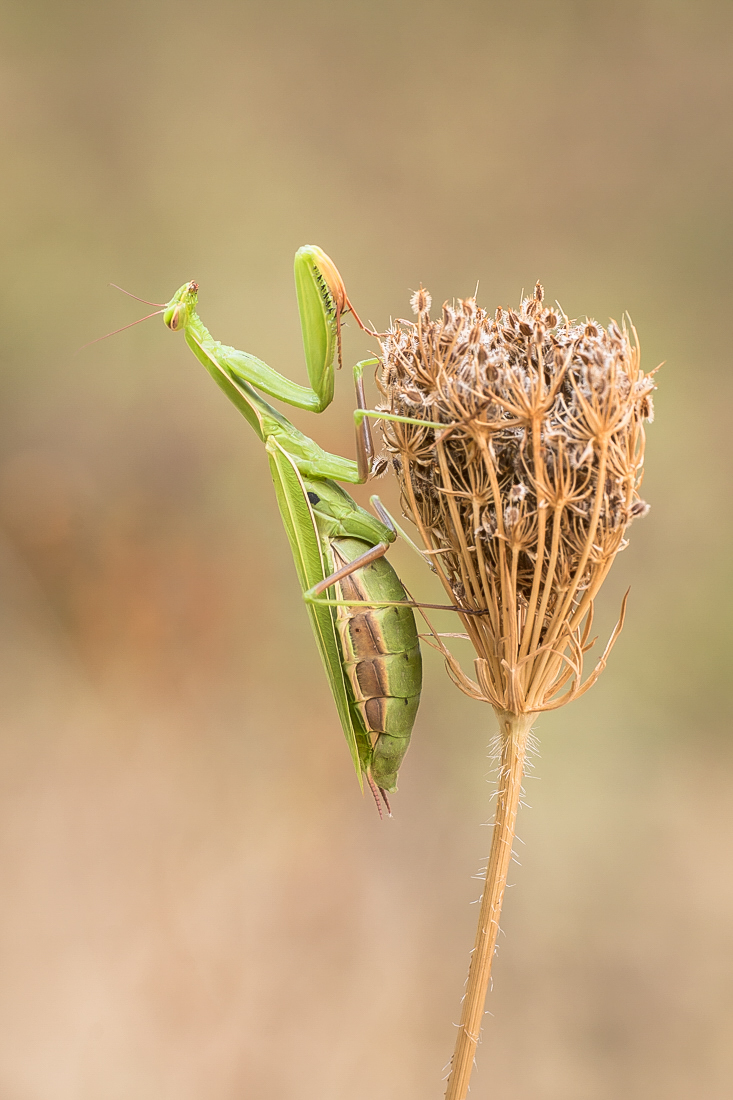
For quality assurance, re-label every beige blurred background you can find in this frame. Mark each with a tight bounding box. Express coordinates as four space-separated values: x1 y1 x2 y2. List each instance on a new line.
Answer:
0 0 731 1097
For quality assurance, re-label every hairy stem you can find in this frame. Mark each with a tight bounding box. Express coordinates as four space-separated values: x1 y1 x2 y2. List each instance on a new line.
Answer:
444 710 534 1100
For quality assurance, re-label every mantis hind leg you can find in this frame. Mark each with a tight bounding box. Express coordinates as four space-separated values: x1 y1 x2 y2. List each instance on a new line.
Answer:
304 540 487 615
369 495 433 563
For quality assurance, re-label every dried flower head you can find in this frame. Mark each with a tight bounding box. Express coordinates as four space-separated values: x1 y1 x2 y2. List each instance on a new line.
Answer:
378 281 656 716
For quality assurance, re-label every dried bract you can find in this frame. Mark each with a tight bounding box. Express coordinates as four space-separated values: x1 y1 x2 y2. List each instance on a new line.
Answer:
378 282 655 715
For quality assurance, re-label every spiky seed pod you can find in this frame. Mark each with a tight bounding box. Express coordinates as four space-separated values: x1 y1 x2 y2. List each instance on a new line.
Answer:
378 282 656 716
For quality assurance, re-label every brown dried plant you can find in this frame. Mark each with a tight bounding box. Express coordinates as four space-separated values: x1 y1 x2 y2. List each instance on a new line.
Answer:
376 282 656 1100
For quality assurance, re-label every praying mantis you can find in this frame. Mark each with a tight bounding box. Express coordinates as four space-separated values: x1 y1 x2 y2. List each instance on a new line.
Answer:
157 247 432 811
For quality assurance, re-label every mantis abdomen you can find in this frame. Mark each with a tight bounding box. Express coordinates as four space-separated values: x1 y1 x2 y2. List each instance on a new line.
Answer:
331 538 422 794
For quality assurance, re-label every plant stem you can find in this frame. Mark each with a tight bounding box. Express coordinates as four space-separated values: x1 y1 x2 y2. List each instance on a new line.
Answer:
444 710 534 1100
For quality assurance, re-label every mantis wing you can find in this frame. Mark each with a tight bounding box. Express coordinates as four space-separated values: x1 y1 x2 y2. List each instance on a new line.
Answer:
265 438 370 788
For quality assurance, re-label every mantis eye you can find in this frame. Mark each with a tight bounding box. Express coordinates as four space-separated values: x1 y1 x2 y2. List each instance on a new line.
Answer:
164 305 184 331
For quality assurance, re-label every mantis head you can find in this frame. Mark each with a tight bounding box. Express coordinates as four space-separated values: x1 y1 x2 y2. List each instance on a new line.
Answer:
164 281 199 332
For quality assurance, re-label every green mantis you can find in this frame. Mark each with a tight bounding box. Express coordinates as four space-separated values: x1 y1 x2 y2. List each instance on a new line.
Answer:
159 247 423 811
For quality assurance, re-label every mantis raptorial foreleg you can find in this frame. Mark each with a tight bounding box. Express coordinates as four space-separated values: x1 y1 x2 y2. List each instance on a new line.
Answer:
165 246 378 414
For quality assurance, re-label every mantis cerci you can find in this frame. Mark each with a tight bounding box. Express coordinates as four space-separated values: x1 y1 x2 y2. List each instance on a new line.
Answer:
142 246 446 814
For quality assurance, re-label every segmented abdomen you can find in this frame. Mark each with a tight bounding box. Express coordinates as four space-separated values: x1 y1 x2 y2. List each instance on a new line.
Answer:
330 538 422 793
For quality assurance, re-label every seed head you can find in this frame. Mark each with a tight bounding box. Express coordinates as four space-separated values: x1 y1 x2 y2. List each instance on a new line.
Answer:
378 286 656 715
410 286 432 316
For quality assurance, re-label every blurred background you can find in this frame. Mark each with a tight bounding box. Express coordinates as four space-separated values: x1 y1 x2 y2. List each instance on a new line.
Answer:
0 0 731 1096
